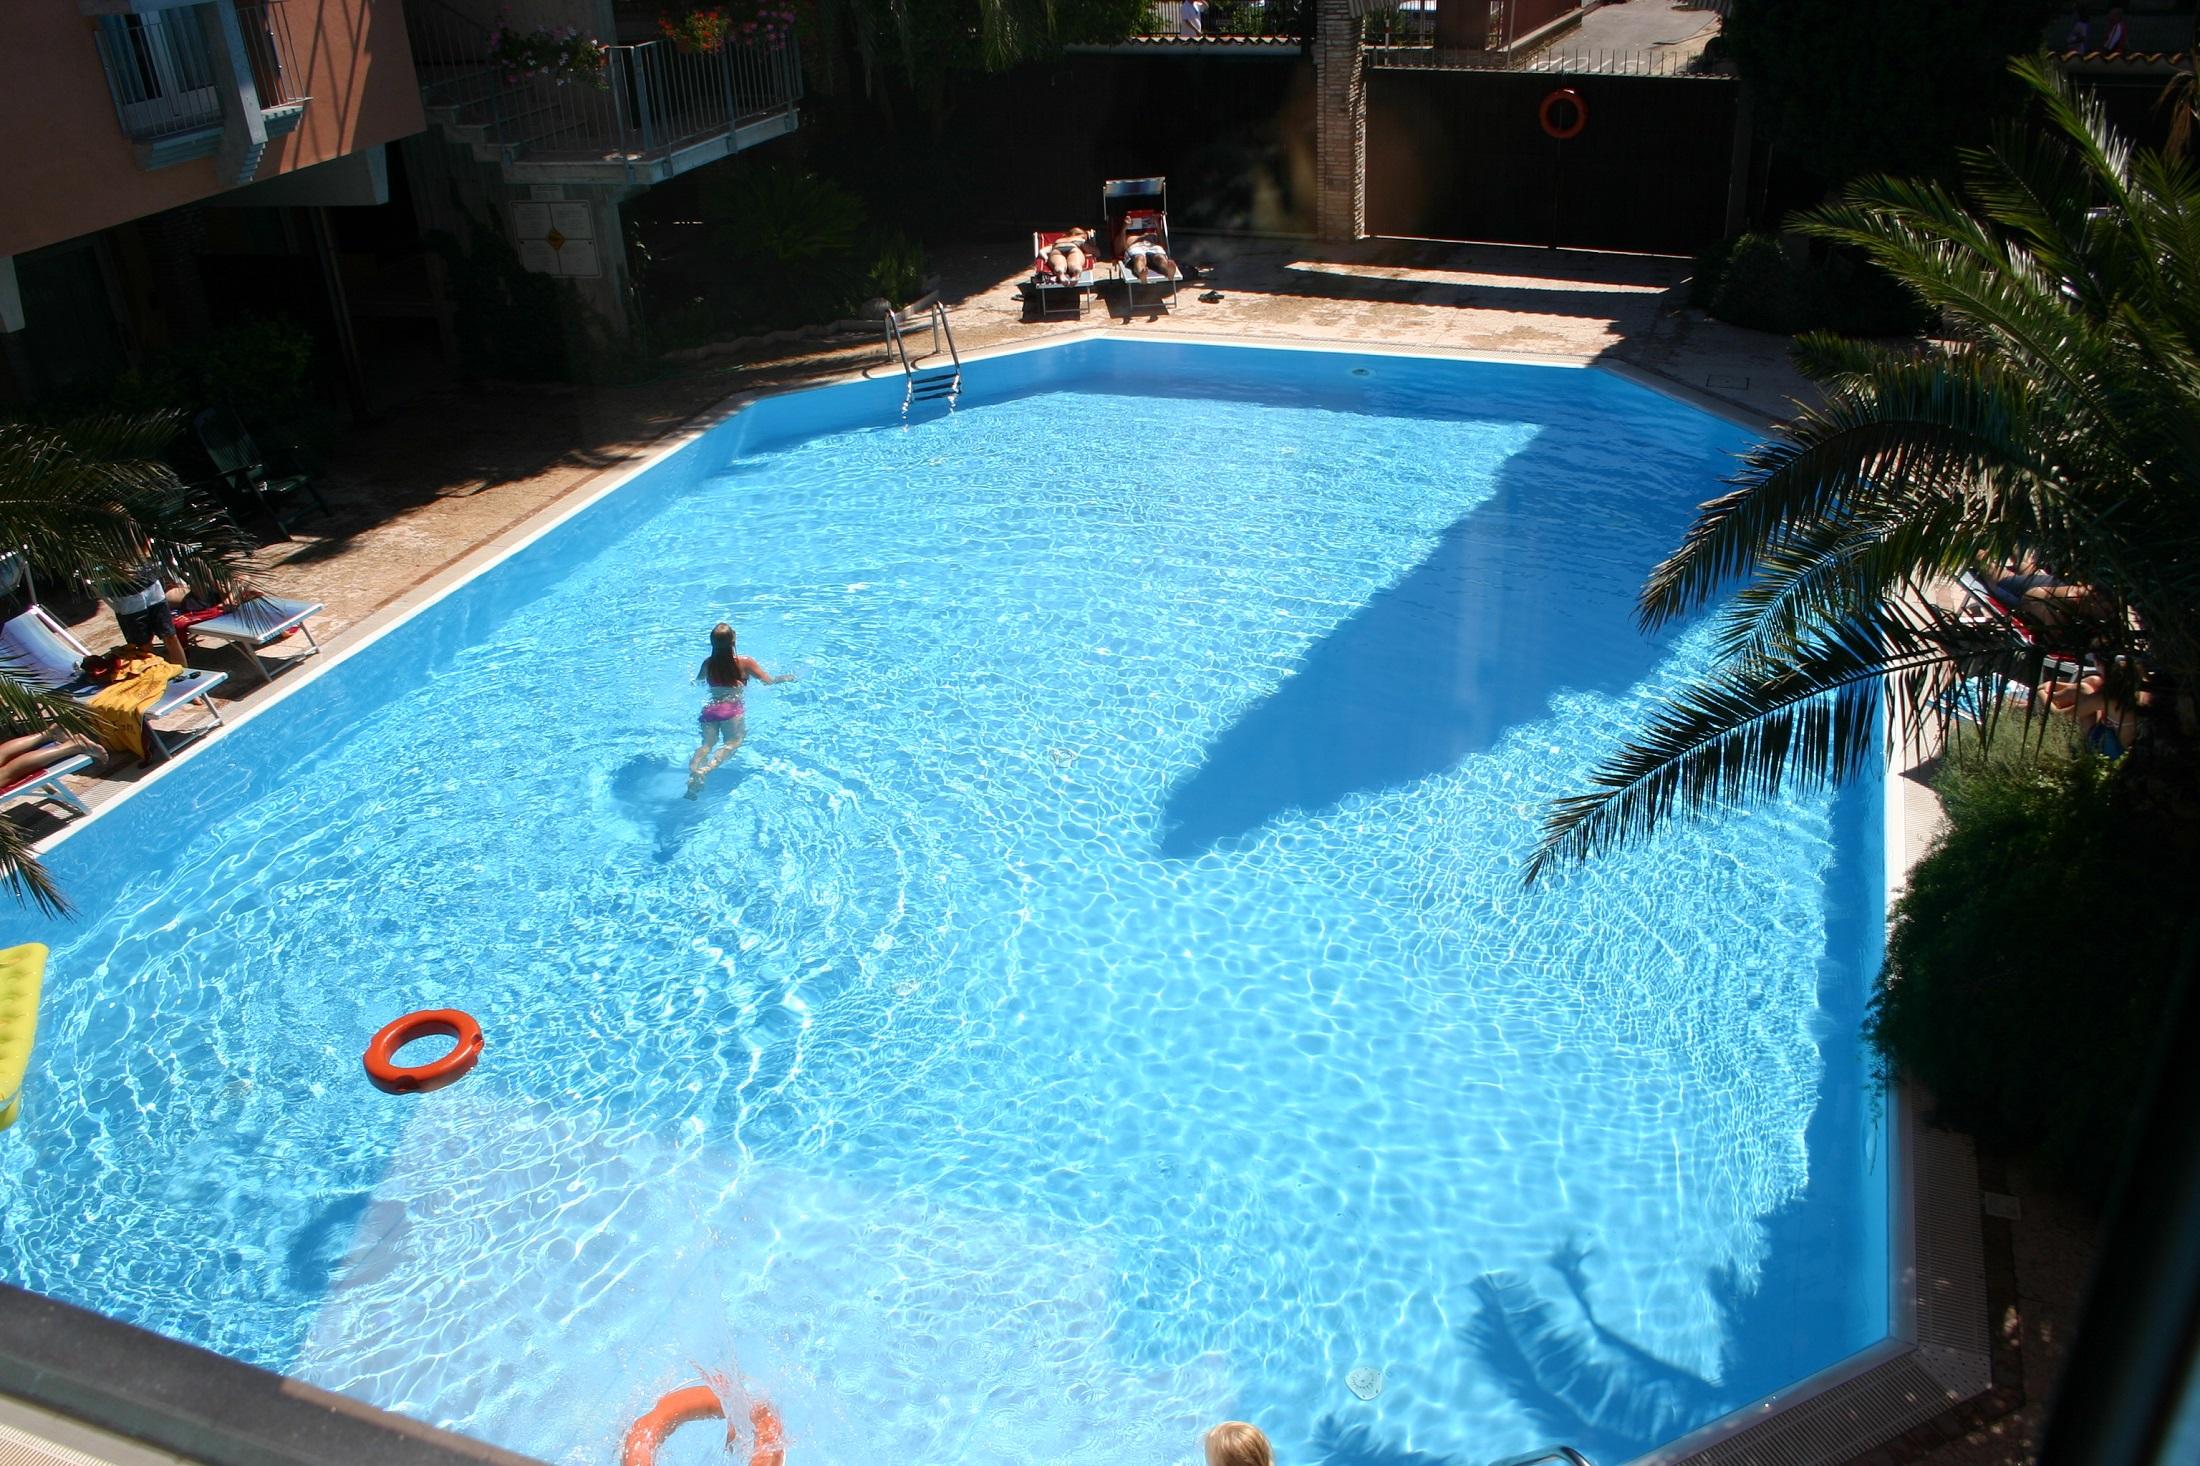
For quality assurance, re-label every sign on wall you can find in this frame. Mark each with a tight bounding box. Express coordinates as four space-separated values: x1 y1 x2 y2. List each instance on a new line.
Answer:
510 197 602 278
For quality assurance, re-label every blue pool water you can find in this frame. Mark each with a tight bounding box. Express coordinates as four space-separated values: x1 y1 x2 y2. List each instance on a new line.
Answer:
0 344 1886 1466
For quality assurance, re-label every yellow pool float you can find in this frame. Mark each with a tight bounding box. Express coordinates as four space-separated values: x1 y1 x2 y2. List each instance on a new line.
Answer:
0 942 47 1131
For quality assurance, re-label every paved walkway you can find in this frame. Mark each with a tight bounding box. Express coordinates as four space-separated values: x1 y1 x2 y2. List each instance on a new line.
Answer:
21 231 2087 1466
1565 0 1723 52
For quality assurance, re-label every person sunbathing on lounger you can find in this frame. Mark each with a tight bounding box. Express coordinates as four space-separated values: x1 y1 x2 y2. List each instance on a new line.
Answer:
1044 228 1094 278
2040 661 2149 758
0 730 103 789
1980 551 2123 641
1119 224 1179 283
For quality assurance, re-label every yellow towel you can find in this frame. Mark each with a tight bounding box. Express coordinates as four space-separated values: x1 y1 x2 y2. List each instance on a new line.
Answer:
86 654 183 760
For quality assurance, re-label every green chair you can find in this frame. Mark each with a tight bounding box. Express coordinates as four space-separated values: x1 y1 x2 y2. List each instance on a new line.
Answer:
193 407 328 539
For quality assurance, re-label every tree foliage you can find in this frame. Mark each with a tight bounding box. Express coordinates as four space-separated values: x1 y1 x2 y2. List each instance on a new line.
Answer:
1532 59 2200 878
1870 741 2200 1198
0 413 253 913
801 0 1148 104
1724 0 2057 187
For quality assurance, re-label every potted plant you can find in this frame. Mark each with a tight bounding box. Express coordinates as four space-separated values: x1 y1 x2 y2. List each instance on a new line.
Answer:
737 2 797 47
487 13 611 87
658 6 733 52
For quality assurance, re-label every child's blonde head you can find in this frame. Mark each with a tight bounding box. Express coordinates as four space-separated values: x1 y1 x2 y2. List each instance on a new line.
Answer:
1204 1421 1274 1466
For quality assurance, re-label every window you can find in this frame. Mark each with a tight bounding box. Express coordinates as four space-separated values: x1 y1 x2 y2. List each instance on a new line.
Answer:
97 6 221 138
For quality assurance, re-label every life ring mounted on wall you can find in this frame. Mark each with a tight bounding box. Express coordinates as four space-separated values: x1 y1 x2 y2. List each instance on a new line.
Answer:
362 1009 483 1094
1539 87 1588 141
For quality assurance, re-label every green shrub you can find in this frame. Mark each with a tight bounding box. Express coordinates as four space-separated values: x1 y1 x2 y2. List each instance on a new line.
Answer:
868 229 927 309
1695 232 1932 338
1707 233 1815 334
1814 250 1932 337
101 314 321 440
1687 234 1736 311
1869 744 2200 1199
698 165 869 328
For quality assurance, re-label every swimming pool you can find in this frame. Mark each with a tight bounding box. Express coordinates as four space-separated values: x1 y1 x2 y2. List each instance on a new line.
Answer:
0 342 1887 1466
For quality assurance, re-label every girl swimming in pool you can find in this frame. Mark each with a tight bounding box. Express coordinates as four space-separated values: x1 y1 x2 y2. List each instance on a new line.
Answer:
686 622 792 797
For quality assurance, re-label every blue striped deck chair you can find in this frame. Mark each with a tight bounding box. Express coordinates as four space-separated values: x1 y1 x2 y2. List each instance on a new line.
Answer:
179 595 323 683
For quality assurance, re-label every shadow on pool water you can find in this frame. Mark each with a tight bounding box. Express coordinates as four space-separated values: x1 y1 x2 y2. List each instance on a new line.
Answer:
1156 414 1677 859
610 752 756 862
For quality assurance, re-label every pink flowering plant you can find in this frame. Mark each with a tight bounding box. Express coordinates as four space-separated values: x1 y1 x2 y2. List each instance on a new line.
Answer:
721 0 797 48
487 12 610 87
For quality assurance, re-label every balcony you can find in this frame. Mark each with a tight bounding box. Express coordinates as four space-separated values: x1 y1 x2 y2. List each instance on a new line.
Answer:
87 1 309 179
405 0 804 186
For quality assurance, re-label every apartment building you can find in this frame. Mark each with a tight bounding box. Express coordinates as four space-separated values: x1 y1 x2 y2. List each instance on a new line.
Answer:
0 1 426 401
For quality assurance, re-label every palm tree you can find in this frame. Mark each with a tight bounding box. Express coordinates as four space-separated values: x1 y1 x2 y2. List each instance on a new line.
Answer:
1530 57 2200 880
0 412 251 914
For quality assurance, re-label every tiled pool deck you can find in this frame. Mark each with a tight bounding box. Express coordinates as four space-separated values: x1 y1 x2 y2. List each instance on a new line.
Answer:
13 234 2088 1466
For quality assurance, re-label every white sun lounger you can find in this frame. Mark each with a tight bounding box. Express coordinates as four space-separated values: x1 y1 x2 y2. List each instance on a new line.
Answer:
0 606 226 760
0 752 94 820
184 596 323 683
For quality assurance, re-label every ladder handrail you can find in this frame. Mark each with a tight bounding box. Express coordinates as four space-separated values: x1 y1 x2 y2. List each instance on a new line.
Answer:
928 297 960 373
1488 1449 1593 1466
884 292 950 375
884 292 960 415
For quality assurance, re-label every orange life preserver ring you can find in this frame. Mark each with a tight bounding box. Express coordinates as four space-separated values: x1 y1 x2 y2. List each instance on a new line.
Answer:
621 1385 784 1466
1539 87 1587 141
362 1009 483 1094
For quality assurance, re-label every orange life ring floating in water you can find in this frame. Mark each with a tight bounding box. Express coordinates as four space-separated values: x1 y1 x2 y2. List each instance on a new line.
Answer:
621 1385 784 1466
362 1009 483 1094
1539 87 1587 141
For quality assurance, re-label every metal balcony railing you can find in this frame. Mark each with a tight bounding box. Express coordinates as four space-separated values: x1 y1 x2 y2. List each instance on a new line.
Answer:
405 0 803 169
91 1 304 143
236 2 305 109
1367 38 1728 76
1120 1 1449 46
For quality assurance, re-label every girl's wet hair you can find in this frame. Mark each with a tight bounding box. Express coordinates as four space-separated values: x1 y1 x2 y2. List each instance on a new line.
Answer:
704 622 741 685
1203 1422 1273 1466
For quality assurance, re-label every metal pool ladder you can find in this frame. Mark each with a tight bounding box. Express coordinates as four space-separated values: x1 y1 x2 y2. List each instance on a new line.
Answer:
885 292 961 416
1489 1450 1593 1466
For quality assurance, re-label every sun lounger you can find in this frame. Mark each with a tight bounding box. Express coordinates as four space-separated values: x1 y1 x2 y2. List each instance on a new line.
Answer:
1030 230 1096 319
178 595 323 683
0 752 93 820
1101 178 1182 311
0 605 226 761
1954 569 2088 676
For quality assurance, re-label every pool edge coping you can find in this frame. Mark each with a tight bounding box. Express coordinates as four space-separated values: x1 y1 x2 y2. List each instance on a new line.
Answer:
15 333 1998 1466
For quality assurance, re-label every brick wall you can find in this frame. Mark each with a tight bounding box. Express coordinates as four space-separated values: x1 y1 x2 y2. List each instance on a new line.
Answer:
1313 0 1366 240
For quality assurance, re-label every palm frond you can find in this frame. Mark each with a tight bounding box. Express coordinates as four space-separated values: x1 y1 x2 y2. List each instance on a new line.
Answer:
0 813 71 918
1639 355 2046 627
1538 56 2200 882
1527 608 2042 883
1709 505 1984 666
0 678 98 743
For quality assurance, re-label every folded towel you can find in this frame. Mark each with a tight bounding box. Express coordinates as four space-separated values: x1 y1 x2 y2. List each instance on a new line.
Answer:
86 654 183 759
